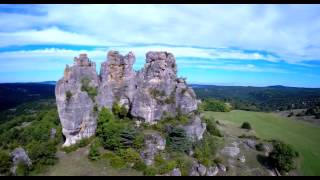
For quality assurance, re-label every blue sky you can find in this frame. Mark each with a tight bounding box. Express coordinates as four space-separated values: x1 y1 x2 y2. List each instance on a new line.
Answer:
0 4 320 87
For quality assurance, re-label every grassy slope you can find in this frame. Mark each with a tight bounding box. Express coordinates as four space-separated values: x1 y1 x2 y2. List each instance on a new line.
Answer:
41 146 142 176
204 110 320 176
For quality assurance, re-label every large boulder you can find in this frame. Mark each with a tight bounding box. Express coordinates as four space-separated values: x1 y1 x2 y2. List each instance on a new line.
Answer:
189 163 207 176
140 132 166 166
55 54 99 146
183 116 206 142
10 148 31 175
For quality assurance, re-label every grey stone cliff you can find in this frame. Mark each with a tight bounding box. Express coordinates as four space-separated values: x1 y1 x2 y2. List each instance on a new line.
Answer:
55 51 204 146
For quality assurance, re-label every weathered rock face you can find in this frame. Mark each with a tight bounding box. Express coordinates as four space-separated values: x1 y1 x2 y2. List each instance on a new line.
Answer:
98 51 136 109
189 163 207 176
56 51 202 146
183 116 206 142
131 52 198 124
140 132 166 166
10 148 31 175
55 54 99 146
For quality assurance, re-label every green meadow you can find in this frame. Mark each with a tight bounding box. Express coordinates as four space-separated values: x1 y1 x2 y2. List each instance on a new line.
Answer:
204 110 320 176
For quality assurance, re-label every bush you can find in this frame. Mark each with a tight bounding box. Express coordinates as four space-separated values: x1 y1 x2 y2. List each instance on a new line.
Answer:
61 144 78 153
109 154 126 169
269 140 299 173
78 137 92 148
167 127 192 153
143 166 157 176
112 102 128 119
97 108 144 151
175 153 194 176
118 148 142 165
88 141 100 161
241 122 252 130
158 160 177 174
0 150 12 175
194 134 219 167
81 77 97 101
66 91 72 101
201 99 230 112
15 162 30 176
255 143 265 151
203 117 223 137
133 160 147 171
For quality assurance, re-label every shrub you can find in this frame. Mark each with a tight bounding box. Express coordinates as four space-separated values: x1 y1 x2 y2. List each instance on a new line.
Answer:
255 143 265 151
81 77 97 101
194 134 219 167
167 127 192 153
112 102 128 119
0 150 12 175
213 157 223 165
241 122 252 130
61 144 78 153
149 89 166 99
88 141 100 161
66 91 72 101
287 112 294 117
175 153 194 176
158 160 177 174
97 108 144 151
109 154 126 169
118 148 142 165
78 137 92 148
133 160 147 171
269 140 299 173
201 99 230 112
15 162 30 176
203 117 223 137
143 166 157 176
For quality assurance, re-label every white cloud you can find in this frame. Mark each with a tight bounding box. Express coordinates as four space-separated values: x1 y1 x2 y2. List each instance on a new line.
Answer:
1 4 320 63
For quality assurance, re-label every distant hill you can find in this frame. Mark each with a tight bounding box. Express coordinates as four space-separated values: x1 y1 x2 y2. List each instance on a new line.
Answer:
191 84 320 111
1 82 319 112
0 83 55 111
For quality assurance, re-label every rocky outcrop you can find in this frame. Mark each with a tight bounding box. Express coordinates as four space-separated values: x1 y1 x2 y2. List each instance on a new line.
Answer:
55 54 99 146
206 166 219 176
97 51 136 109
140 132 166 166
10 148 31 175
56 51 202 146
183 116 206 142
189 163 207 176
131 52 197 124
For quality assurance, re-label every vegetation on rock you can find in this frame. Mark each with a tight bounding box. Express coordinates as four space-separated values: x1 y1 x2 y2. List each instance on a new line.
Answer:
81 77 98 101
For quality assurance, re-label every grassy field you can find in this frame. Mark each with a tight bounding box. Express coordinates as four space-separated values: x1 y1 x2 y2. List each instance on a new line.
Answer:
41 146 142 176
204 110 320 176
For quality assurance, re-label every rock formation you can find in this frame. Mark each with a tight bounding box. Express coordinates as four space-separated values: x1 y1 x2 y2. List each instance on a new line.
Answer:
55 54 99 146
55 51 204 146
10 148 32 175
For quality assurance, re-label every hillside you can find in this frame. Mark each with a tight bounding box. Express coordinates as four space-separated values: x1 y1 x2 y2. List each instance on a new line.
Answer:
205 110 320 175
192 84 320 111
0 83 55 112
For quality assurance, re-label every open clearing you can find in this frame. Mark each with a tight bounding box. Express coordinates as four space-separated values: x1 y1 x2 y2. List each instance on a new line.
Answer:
205 110 320 176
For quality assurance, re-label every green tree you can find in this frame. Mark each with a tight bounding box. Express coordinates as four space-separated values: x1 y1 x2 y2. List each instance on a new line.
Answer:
269 140 299 173
0 150 12 175
167 127 192 153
